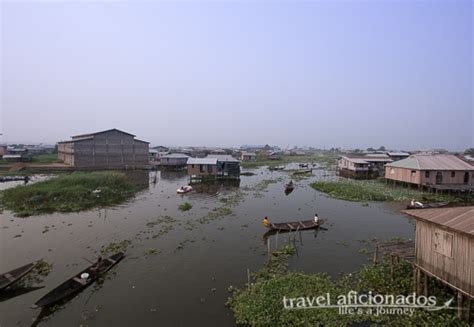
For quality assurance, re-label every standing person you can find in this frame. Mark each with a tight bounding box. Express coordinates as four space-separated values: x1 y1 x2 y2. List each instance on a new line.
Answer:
314 213 319 224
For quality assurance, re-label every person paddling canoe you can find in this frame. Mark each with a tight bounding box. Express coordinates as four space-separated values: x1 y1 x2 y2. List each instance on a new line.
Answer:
262 216 270 227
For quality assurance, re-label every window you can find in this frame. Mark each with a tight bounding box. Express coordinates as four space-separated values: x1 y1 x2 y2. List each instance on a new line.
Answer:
390 168 395 175
433 229 453 258
200 165 205 173
208 165 213 173
411 170 416 177
191 164 195 168
451 171 455 178
425 171 430 178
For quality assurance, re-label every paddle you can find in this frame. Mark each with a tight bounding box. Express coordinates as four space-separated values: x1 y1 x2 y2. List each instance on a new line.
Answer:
82 257 94 264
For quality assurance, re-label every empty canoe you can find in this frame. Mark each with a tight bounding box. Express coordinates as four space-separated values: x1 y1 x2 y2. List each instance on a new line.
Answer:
33 252 124 308
0 260 40 290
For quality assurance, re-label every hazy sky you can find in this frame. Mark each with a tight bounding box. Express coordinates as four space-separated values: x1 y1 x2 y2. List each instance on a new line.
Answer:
1 1 472 150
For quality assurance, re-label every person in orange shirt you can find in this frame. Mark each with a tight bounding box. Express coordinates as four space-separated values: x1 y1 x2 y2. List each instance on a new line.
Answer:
263 216 270 227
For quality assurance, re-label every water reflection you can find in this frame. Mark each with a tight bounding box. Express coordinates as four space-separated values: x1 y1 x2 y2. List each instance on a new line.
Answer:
123 171 149 190
159 169 187 181
0 286 45 303
262 226 329 244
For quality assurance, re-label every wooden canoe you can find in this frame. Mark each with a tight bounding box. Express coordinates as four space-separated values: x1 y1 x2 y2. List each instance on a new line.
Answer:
406 202 449 210
292 169 312 175
0 260 40 290
266 219 324 231
33 252 124 308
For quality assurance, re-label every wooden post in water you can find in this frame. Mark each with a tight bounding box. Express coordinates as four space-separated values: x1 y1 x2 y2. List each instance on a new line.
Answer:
390 255 394 280
247 268 250 290
373 244 378 265
267 238 270 256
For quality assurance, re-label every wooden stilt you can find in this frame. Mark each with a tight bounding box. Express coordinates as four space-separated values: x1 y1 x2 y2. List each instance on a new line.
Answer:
373 244 379 265
390 255 394 280
457 292 463 319
413 267 418 293
416 268 421 294
423 272 428 296
466 298 471 322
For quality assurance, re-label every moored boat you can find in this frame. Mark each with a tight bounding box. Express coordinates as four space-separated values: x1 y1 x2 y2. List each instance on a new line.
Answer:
0 260 41 290
406 202 449 210
284 181 295 195
32 252 124 308
177 185 193 194
292 169 312 175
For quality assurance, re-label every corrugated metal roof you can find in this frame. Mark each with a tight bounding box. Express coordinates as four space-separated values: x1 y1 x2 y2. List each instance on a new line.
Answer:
365 153 390 158
416 155 473 170
343 157 369 164
342 156 392 164
58 136 94 144
385 157 420 169
364 158 393 163
387 152 410 156
187 158 218 165
134 139 150 144
161 153 189 159
206 155 240 163
387 155 473 170
72 128 136 138
403 206 474 236
2 154 22 159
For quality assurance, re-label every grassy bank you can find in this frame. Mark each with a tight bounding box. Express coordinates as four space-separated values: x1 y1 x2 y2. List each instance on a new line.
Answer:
241 153 337 169
310 179 462 203
227 245 467 326
31 153 60 164
0 171 138 216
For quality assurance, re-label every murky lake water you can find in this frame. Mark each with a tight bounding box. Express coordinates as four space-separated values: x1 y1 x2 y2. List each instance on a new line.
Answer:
0 167 415 326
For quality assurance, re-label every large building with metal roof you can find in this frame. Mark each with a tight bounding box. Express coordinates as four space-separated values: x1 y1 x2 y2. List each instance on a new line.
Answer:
385 154 473 191
58 129 149 169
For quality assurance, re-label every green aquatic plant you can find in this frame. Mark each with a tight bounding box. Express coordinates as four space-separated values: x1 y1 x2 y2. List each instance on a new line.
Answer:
0 172 138 216
100 240 132 256
310 179 462 203
228 246 468 326
178 202 193 211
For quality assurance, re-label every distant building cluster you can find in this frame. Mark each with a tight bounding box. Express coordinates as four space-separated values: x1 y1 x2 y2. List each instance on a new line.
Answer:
0 144 55 162
336 149 473 192
0 129 472 194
